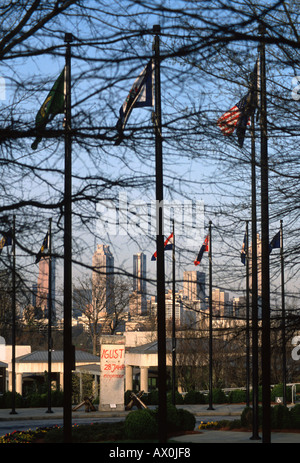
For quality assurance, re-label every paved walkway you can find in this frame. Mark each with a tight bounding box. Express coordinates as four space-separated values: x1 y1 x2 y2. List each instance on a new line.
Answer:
170 429 300 443
0 404 299 443
0 403 244 421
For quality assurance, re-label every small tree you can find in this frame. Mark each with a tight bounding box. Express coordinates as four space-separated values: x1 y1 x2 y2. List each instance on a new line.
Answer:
73 274 130 354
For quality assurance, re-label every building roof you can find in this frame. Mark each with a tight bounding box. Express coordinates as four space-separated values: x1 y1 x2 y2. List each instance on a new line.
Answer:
15 350 99 364
127 338 207 354
127 341 160 354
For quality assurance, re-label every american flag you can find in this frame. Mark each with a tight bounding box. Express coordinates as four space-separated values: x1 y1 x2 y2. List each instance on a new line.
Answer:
217 59 259 147
217 94 250 136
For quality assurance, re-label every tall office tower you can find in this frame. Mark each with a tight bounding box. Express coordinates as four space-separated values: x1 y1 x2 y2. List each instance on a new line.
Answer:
32 283 37 307
36 256 56 319
130 252 147 315
248 233 262 299
212 288 229 317
183 270 205 302
133 253 146 293
92 244 114 314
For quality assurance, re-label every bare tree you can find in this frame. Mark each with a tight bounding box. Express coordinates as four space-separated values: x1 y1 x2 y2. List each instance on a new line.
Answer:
0 2 300 384
73 274 130 354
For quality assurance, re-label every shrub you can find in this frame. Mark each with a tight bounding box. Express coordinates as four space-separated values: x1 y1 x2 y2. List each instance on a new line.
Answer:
183 390 206 404
240 406 262 428
177 408 196 431
227 419 242 429
271 404 291 429
167 390 184 404
290 404 300 429
166 403 180 432
241 406 252 428
271 384 292 403
124 409 158 440
26 392 46 407
50 389 64 406
124 403 196 440
147 390 159 405
0 391 24 408
228 389 247 403
212 388 227 404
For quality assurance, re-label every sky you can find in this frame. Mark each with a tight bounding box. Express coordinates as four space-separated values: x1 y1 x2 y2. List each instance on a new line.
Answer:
0 1 298 313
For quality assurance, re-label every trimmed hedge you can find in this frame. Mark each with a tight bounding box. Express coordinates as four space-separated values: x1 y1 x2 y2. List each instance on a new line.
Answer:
124 404 196 439
124 409 158 440
290 404 300 429
177 408 196 431
271 404 291 429
0 390 64 408
228 389 247 403
183 390 206 404
271 384 292 403
241 404 300 430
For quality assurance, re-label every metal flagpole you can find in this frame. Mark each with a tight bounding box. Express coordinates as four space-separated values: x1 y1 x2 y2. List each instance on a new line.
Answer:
153 24 167 443
46 217 53 414
207 220 214 410
172 219 176 406
280 219 286 406
250 114 260 441
245 220 250 407
259 22 271 444
10 214 17 415
63 32 74 443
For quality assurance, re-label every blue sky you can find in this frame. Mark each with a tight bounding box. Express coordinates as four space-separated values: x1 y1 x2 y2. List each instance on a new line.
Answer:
0 1 298 311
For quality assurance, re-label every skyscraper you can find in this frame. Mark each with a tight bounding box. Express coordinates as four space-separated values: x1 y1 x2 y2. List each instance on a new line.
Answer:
92 244 114 314
183 270 205 303
248 233 262 298
212 288 230 317
130 252 147 315
133 252 146 293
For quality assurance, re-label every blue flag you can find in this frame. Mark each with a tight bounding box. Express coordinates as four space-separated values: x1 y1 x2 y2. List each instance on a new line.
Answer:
269 231 280 254
241 233 246 265
116 61 154 144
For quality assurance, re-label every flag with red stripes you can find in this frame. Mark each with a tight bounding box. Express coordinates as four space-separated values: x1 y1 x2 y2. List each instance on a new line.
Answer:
194 234 209 266
217 59 259 147
151 232 173 261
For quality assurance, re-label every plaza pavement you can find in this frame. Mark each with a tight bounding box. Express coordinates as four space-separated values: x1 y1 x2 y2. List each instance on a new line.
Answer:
0 403 299 443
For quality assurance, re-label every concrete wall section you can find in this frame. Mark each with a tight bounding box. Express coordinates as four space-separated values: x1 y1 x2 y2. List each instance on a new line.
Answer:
99 335 125 411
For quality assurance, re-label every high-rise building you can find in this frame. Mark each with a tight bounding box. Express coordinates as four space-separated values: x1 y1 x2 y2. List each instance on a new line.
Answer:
248 233 262 298
212 288 230 317
36 256 56 318
130 253 147 315
183 270 205 302
92 244 114 314
149 290 197 327
133 253 146 293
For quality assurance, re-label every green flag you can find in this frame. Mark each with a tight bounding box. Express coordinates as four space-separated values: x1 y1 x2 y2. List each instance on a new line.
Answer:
31 68 65 150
